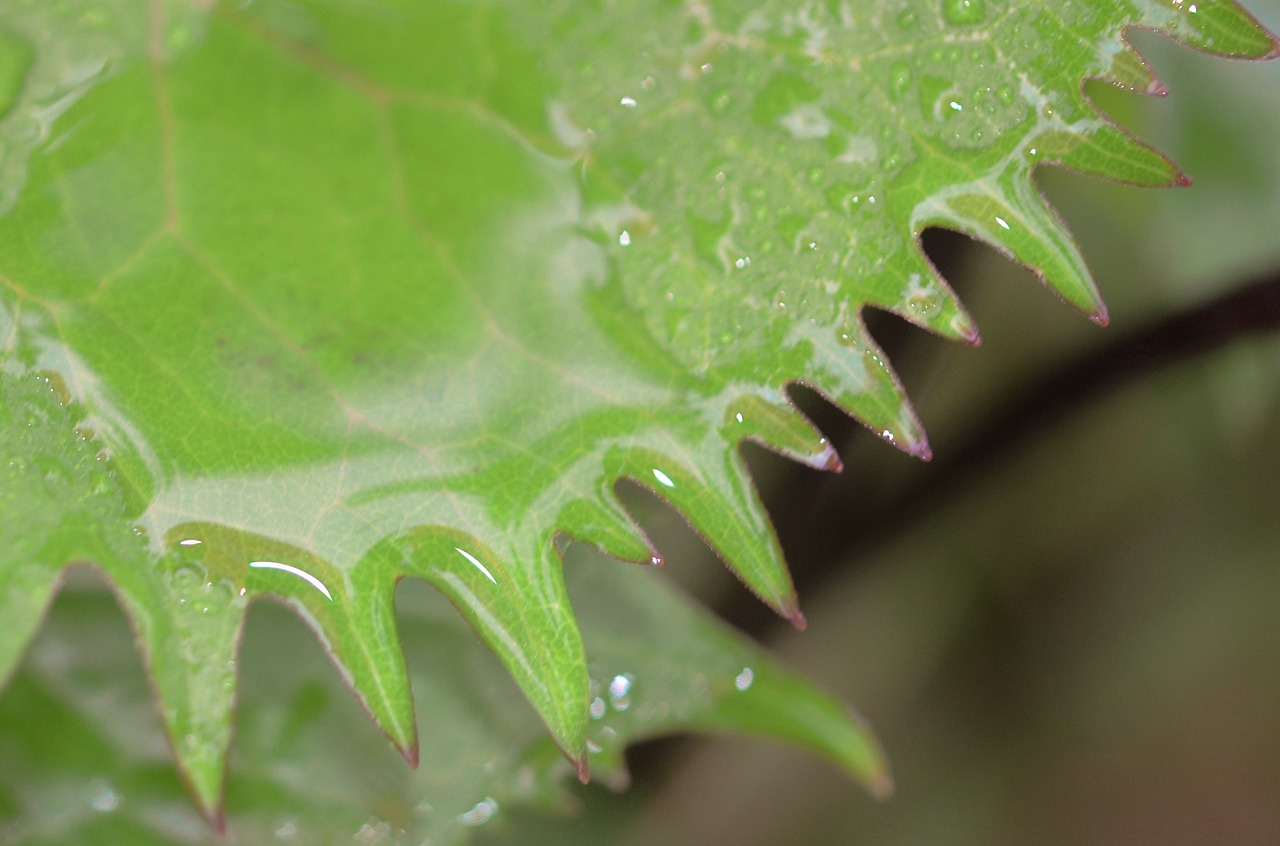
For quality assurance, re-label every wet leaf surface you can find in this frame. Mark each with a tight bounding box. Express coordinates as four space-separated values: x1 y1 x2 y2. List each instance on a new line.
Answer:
0 0 1273 829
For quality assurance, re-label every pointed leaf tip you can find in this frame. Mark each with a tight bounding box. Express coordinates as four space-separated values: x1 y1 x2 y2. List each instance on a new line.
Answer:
400 739 421 769
575 756 590 785
207 806 227 837
396 531 589 768
818 442 843 473
870 771 894 801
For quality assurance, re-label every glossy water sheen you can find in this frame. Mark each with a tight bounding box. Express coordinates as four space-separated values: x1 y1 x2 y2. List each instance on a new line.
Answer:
0 0 1273 820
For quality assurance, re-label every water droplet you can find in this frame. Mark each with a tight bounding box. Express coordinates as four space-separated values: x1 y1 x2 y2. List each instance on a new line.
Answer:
651 468 675 488
453 548 497 585
619 96 637 108
734 667 754 691
458 799 498 827
609 673 634 710
354 818 394 841
889 61 912 99
88 779 120 813
618 229 631 246
903 273 942 318
943 0 985 25
250 559 334 598
942 0 988 24
995 216 1010 230
780 104 832 139
734 256 751 269
590 696 606 719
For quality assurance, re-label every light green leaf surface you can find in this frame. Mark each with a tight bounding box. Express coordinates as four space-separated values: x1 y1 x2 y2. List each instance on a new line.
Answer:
0 0 1273 826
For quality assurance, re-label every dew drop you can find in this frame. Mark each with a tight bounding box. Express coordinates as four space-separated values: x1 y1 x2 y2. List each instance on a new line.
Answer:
618 229 631 246
619 96 637 108
608 673 634 711
458 798 498 828
710 91 732 113
889 61 912 99
734 667 755 691
88 779 120 813
943 0 986 25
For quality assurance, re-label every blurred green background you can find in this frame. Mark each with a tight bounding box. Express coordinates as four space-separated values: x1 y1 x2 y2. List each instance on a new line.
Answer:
480 5 1280 845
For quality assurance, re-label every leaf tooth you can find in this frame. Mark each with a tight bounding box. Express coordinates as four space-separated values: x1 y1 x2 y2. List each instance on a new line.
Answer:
1050 122 1186 188
723 393 839 471
555 496 659 565
1158 1 1280 58
114 561 246 819
608 445 804 627
877 248 981 345
1100 42 1162 93
0 568 62 691
159 524 419 785
922 174 1105 323
801 321 932 461
395 528 589 767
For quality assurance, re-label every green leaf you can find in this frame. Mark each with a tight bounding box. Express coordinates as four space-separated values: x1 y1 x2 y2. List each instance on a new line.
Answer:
0 550 884 844
0 0 1273 826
